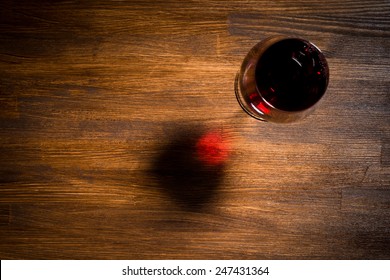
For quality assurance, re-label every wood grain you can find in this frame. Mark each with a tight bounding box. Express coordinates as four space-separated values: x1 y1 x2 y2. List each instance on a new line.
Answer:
0 0 389 259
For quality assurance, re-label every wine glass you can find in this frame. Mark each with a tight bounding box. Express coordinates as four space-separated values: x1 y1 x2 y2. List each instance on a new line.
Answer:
235 36 329 123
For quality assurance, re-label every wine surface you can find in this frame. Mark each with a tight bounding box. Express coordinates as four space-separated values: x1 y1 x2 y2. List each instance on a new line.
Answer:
254 38 328 111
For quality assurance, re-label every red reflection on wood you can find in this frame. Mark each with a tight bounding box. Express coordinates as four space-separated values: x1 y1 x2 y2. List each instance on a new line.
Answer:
196 130 230 166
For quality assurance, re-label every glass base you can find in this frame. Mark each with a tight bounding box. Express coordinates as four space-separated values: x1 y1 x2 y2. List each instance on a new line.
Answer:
234 72 267 122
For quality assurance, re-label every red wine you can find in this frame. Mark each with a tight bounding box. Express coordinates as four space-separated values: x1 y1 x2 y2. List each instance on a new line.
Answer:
254 38 329 111
236 36 329 122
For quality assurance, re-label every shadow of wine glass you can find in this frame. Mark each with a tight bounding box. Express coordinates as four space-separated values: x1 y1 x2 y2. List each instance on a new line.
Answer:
150 126 229 212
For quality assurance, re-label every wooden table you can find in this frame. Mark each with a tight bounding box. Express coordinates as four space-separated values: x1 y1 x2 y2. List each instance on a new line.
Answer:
0 0 389 259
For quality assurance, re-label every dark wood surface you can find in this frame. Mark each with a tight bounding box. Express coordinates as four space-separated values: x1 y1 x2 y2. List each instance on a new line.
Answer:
0 0 389 259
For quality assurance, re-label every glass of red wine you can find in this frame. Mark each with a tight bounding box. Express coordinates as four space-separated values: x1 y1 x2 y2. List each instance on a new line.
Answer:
235 36 329 123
